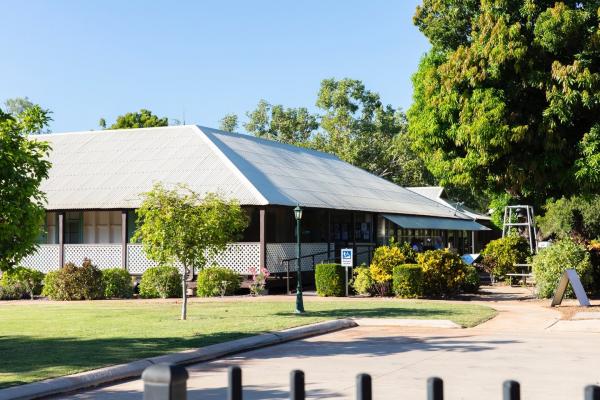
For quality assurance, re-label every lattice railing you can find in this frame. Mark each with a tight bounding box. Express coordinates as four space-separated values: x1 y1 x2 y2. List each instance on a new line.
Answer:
20 245 61 273
64 244 122 269
266 243 333 273
127 243 260 275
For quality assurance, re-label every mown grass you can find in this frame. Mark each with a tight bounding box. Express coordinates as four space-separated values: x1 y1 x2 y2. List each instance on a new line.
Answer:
0 298 495 388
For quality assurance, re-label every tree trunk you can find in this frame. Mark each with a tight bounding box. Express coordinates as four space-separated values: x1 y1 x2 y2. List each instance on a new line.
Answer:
181 267 188 320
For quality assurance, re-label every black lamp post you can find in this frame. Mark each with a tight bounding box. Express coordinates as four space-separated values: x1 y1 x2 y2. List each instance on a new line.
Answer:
294 205 305 314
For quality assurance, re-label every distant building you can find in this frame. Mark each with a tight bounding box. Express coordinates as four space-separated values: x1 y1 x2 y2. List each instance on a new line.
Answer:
23 126 489 276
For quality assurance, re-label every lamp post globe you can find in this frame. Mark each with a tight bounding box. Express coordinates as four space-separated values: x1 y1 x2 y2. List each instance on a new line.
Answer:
294 205 305 314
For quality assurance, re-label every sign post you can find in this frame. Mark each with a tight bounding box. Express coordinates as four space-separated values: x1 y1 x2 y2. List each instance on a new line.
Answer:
341 248 353 297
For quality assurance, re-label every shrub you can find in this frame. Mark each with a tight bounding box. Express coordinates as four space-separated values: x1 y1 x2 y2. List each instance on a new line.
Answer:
315 263 345 297
102 268 133 298
139 266 182 298
0 281 27 300
532 238 593 298
352 265 374 296
392 264 423 298
42 259 104 300
196 266 241 297
41 271 59 298
249 266 270 296
389 238 417 263
480 235 531 278
417 250 467 298
538 195 600 241
589 240 600 295
369 245 406 296
0 267 44 299
462 266 481 293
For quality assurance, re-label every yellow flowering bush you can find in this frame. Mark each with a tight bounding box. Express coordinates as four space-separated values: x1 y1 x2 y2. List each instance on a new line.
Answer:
417 250 467 298
369 245 405 296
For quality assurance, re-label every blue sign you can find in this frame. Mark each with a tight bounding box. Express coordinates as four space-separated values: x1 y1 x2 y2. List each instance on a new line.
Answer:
341 248 353 267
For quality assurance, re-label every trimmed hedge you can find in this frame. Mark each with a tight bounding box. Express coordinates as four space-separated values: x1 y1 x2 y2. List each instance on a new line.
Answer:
0 267 44 299
315 263 345 297
139 266 182 299
102 268 133 298
42 259 104 300
196 266 241 297
369 245 406 296
392 264 423 298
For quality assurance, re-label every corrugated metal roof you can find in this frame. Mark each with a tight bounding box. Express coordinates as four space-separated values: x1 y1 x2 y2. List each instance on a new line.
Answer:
200 127 466 218
37 126 265 209
35 125 472 220
382 214 490 231
407 186 491 221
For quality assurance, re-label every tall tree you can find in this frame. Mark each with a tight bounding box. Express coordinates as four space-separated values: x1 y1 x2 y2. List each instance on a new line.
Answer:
0 105 52 271
219 113 239 132
101 109 169 129
244 100 319 145
409 0 600 209
313 78 407 179
133 183 248 320
4 97 35 116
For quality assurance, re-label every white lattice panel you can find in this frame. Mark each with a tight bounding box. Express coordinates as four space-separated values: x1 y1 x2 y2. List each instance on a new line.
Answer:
206 243 260 274
64 245 122 269
127 243 260 275
266 243 333 273
20 245 61 273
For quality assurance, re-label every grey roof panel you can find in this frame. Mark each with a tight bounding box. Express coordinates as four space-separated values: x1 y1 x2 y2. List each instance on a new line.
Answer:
36 125 471 220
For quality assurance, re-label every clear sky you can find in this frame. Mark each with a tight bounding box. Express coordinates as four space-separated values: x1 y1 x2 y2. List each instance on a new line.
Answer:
1 0 430 133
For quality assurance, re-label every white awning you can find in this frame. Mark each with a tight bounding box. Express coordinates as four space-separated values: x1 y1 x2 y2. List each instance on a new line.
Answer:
383 214 490 231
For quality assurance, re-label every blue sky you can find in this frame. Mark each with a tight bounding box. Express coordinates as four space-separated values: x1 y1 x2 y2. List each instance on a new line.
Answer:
1 1 430 133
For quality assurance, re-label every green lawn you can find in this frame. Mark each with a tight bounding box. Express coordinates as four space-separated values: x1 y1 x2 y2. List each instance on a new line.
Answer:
0 298 496 388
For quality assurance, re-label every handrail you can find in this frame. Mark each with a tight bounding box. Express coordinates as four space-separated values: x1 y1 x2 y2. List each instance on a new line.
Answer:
281 244 376 294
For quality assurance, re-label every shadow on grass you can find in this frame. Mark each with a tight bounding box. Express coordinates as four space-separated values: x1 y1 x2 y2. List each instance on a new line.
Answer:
0 332 252 388
274 307 468 319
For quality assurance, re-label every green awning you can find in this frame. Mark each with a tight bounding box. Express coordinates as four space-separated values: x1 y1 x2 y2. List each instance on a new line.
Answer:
383 214 490 231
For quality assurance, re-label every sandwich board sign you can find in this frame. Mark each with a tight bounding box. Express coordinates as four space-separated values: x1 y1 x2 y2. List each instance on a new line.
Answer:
550 269 591 307
341 249 353 296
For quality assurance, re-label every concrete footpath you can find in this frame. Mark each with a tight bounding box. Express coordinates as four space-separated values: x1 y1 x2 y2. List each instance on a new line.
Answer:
52 298 600 400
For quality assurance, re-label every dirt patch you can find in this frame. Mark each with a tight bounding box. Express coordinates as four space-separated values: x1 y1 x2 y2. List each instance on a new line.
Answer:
555 304 600 320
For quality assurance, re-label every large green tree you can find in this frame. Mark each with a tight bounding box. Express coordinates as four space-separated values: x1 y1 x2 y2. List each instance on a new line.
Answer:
219 113 239 132
409 0 600 209
100 109 169 129
243 79 433 186
0 105 52 271
244 100 319 145
133 183 248 320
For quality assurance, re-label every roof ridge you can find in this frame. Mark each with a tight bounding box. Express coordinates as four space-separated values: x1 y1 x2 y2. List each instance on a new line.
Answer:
192 126 269 205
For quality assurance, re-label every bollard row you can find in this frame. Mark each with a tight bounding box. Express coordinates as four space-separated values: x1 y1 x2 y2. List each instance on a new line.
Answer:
141 363 600 400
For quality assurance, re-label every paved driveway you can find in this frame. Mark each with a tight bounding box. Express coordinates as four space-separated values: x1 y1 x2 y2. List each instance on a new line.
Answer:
58 299 600 400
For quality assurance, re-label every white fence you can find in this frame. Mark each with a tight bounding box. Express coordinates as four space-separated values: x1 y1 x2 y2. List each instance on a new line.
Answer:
64 244 122 270
20 245 60 273
20 242 337 275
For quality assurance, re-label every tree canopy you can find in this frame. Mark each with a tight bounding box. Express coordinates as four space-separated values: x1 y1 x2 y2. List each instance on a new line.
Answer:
133 183 248 319
409 0 600 209
242 79 433 187
0 104 52 271
100 109 169 129
219 113 239 132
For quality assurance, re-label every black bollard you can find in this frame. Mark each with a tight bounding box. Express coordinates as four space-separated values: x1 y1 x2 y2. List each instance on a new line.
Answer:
142 363 189 400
